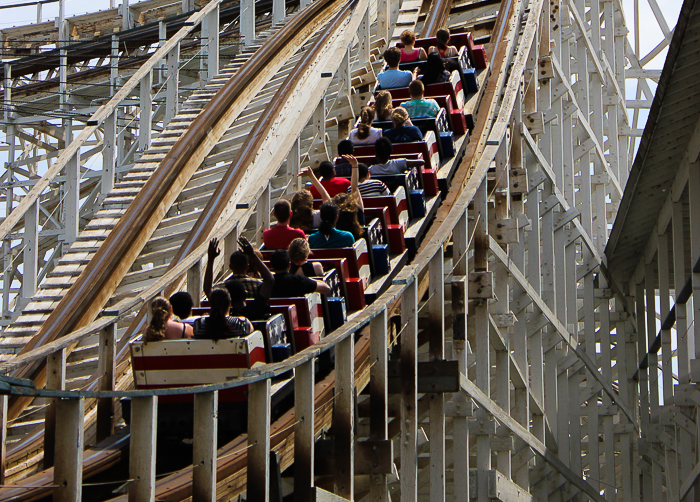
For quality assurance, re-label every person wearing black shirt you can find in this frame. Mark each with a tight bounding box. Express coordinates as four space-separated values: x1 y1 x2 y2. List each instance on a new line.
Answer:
204 236 273 321
270 249 331 298
193 287 252 339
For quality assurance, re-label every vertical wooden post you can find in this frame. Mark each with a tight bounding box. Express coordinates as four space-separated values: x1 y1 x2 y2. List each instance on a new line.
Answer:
44 348 66 468
288 138 302 194
400 279 418 502
102 111 117 201
22 199 39 302
110 35 119 94
96 322 117 443
193 391 218 502
240 0 256 47
187 259 203 307
334 336 354 498
369 309 389 502
248 379 271 502
165 42 180 127
359 6 370 66
139 71 152 152
452 211 470 502
473 177 491 502
428 251 445 502
0 395 7 485
272 0 285 25
295 359 315 502
311 98 328 164
53 397 85 502
256 184 271 246
64 148 80 244
121 0 131 30
202 5 220 82
376 0 389 47
129 396 157 502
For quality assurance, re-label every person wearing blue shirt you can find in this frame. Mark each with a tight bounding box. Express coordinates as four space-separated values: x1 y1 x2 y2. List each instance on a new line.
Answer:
377 47 419 90
308 202 355 249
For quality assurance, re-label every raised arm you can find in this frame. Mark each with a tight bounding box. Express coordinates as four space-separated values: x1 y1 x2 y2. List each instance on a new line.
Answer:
239 236 273 300
342 154 364 211
203 238 221 300
300 166 331 203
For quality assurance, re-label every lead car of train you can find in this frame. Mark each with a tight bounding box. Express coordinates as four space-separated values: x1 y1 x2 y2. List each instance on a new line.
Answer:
125 33 487 437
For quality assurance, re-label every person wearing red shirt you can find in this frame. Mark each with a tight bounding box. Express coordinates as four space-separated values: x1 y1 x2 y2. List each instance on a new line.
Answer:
308 161 351 199
263 200 307 249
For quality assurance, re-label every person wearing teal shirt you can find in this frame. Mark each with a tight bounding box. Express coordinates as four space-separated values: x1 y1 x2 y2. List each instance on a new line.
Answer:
308 202 355 249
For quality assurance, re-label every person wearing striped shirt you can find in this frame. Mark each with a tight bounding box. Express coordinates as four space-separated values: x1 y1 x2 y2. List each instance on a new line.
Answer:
347 163 390 197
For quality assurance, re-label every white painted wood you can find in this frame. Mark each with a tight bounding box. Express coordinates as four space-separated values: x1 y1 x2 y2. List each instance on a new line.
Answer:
102 111 117 199
193 391 218 502
64 148 80 244
129 396 157 502
369 309 389 501
295 358 315 502
203 4 219 82
44 348 66 468
359 6 371 66
22 200 38 301
0 395 6 484
53 397 84 502
272 0 284 26
165 43 180 126
187 259 202 307
334 335 354 499
400 279 418 502
139 71 152 151
97 322 117 442
428 251 445 502
248 379 271 502
240 0 255 47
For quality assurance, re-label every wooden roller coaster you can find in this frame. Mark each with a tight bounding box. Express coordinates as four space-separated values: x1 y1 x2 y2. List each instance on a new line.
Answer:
0 0 694 499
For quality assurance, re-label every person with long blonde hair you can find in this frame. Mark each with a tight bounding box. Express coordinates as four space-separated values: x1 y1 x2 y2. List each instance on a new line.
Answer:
144 296 193 341
374 90 394 122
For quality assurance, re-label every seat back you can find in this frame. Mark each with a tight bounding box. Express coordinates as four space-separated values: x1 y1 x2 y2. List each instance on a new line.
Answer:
353 131 439 171
269 292 325 341
130 332 266 403
363 186 409 228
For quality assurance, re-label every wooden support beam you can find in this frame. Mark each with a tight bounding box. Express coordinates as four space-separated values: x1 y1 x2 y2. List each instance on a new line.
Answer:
96 322 117 442
429 250 446 502
369 309 389 502
44 348 66 468
460 374 607 502
129 396 157 502
334 335 354 498
401 279 418 501
295 358 315 502
0 395 7 484
248 379 271 502
53 397 84 502
193 391 218 502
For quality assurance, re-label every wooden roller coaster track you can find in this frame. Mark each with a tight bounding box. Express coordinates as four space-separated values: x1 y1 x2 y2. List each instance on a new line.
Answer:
0 0 693 499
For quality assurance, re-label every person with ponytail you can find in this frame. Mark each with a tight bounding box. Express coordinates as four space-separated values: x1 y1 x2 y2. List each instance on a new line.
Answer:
374 91 394 122
193 287 253 340
308 201 356 249
144 297 193 341
428 28 458 58
349 106 383 146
